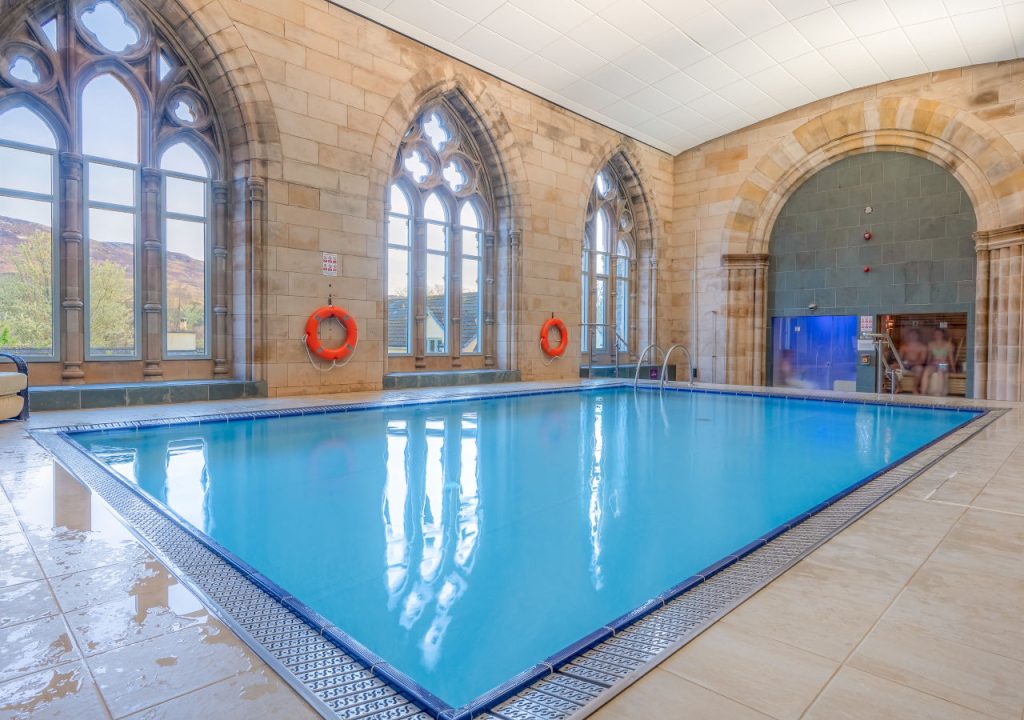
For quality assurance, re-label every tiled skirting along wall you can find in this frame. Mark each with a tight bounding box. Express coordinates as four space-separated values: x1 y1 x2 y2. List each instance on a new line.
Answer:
29 380 267 412
32 386 1003 720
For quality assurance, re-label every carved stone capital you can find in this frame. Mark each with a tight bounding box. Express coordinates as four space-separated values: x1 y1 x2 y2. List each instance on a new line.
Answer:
722 252 770 271
973 224 1024 251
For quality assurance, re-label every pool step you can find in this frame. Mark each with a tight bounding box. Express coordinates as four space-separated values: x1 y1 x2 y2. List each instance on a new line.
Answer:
579 364 676 380
29 379 267 411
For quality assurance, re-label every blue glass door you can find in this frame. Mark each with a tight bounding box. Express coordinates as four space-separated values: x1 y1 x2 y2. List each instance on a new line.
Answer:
771 315 858 391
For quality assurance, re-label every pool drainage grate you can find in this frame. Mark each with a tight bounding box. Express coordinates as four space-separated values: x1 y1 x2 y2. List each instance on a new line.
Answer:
32 395 1005 720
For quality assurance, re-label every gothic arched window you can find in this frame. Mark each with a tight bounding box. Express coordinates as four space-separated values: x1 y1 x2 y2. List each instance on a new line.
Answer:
0 0 226 377
583 167 635 359
386 104 493 369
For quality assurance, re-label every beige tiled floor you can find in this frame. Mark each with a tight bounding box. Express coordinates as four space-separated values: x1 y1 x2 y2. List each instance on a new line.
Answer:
1 385 1021 719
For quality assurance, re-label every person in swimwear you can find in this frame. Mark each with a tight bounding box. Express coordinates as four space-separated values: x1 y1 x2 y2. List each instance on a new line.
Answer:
897 328 928 393
920 328 954 396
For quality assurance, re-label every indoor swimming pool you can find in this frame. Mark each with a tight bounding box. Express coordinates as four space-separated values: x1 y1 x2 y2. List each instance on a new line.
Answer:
66 386 979 714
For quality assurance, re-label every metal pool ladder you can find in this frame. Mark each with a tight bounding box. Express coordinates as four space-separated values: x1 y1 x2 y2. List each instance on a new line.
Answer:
633 343 695 388
661 343 694 388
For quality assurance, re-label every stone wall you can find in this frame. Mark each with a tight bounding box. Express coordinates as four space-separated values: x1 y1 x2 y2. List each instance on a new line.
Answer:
187 0 675 396
675 62 1024 400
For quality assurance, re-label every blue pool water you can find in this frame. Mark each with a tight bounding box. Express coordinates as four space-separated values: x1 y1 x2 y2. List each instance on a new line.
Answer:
73 387 975 710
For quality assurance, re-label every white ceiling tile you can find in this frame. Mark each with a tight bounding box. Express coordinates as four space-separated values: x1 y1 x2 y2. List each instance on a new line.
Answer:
535 37 605 76
832 0 899 36
506 0 593 34
624 85 681 114
560 77 620 109
433 0 504 22
456 25 532 67
819 39 888 88
573 0 617 12
666 129 702 148
903 18 970 70
385 0 476 41
743 92 788 120
716 78 779 112
653 72 710 103
766 0 829 20
635 116 684 139
748 64 816 107
603 98 655 125
585 64 647 96
689 93 742 120
643 0 712 26
614 46 678 82
791 8 854 48
859 27 928 79
512 53 580 90
598 0 671 43
716 0 786 36
952 9 1016 65
332 0 1024 153
646 28 709 69
718 40 776 75
684 55 741 90
480 4 561 52
663 104 711 129
573 15 638 60
782 51 851 97
1005 3 1024 57
753 22 815 62
944 0 1001 14
885 0 948 26
678 8 746 53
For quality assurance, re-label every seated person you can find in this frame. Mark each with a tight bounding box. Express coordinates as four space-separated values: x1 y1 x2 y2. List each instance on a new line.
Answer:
920 328 954 396
897 329 928 393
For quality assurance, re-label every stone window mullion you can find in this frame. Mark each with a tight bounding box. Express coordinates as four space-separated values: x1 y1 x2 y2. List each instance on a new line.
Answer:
141 167 162 378
450 223 463 367
484 229 496 367
59 151 86 381
212 181 230 375
413 216 427 367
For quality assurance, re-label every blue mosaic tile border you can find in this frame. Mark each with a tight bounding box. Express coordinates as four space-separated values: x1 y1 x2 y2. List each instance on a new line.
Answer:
32 383 1005 720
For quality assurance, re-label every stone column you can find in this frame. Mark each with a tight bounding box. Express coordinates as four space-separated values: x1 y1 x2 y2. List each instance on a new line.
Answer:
245 178 265 381
59 152 85 382
628 257 638 361
974 225 1024 401
722 253 769 386
212 181 230 376
974 246 990 399
484 229 496 367
506 228 522 370
140 168 162 379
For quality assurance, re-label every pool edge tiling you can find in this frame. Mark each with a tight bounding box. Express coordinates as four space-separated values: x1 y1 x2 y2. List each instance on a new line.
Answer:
30 384 1003 720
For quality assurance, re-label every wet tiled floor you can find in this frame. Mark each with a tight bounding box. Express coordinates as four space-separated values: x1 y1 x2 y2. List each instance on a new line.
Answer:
1 383 1021 719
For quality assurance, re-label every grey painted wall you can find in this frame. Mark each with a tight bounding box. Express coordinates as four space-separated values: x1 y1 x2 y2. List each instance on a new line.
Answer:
768 151 977 319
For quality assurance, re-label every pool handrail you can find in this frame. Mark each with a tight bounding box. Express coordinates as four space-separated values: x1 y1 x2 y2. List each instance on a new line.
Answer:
661 344 694 389
633 344 665 387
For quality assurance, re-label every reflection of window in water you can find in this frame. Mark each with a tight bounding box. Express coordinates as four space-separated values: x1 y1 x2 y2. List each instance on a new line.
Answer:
380 411 482 668
584 399 605 590
383 419 409 604
91 446 139 483
164 439 209 530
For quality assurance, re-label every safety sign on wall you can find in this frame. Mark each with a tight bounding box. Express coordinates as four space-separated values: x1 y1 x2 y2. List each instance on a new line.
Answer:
322 252 338 276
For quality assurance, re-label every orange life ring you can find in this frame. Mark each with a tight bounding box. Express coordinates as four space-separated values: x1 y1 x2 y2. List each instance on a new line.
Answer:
305 306 358 362
540 317 568 357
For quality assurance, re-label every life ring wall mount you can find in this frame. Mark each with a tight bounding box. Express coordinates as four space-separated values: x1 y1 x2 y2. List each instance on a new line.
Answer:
540 317 568 358
305 304 358 367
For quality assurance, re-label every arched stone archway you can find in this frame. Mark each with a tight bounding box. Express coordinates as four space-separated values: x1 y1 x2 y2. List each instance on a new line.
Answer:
719 97 1024 400
371 71 531 372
